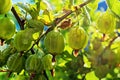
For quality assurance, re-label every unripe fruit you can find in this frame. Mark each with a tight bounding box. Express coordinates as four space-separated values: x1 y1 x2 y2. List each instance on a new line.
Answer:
0 0 12 14
0 17 15 40
27 19 44 33
42 54 53 70
27 19 44 40
7 53 25 73
97 11 116 34
94 65 110 79
25 54 43 73
44 30 65 55
67 27 88 50
14 29 33 51
102 48 116 66
0 47 13 67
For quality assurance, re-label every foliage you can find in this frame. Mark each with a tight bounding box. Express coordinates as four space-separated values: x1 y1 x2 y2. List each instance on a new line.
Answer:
0 0 120 80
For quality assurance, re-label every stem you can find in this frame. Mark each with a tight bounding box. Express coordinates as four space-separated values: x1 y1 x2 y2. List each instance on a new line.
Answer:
79 0 91 8
50 69 55 76
0 70 10 72
98 36 118 64
43 70 49 80
30 48 35 54
82 74 86 80
103 36 118 53
101 33 106 41
0 39 4 46
19 51 24 57
52 55 56 62
11 7 24 30
8 72 12 77
30 72 36 80
73 49 79 57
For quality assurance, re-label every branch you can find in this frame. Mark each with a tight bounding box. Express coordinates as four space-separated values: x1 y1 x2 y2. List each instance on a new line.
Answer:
0 69 10 72
11 7 24 30
102 36 118 54
98 35 118 60
54 0 91 25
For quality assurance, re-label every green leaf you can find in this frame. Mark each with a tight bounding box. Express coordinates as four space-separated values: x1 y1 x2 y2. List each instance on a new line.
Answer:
36 0 42 13
85 71 99 80
87 0 100 11
40 1 48 10
106 0 120 18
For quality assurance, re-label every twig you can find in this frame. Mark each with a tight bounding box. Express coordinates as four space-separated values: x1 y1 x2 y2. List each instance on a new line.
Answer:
54 0 91 25
102 36 118 54
0 69 10 72
11 7 24 30
98 35 118 64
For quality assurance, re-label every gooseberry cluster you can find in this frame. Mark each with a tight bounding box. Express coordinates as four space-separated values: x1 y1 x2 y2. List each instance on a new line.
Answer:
0 0 89 79
0 0 120 80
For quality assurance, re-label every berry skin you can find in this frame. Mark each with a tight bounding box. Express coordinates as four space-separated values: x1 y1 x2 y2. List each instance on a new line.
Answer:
67 27 88 50
42 54 53 70
0 17 15 40
97 11 116 34
14 29 33 51
25 54 43 73
7 53 25 73
44 30 65 55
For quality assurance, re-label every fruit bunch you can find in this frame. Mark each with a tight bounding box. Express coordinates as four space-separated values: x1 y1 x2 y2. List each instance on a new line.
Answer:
0 0 120 80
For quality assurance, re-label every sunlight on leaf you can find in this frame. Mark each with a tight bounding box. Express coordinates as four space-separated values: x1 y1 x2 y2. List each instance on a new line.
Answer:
83 55 91 68
32 32 39 40
85 71 99 80
106 0 120 18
